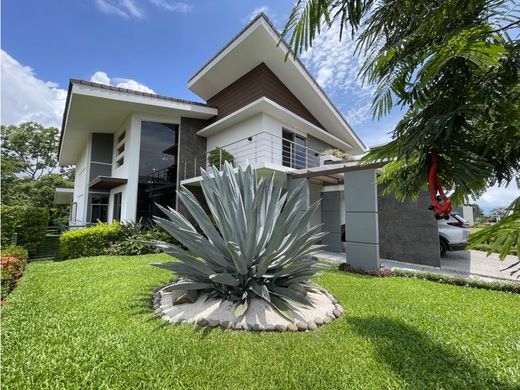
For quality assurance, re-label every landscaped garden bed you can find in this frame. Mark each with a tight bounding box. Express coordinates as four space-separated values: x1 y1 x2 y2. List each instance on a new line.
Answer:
2 254 519 389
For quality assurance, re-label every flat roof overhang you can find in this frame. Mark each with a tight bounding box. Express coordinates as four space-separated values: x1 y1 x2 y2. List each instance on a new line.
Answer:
59 81 218 166
291 161 387 185
188 14 366 155
196 97 353 151
54 187 74 204
89 176 128 190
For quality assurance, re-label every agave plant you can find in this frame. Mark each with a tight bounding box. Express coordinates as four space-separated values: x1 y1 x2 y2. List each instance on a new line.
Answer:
150 162 327 319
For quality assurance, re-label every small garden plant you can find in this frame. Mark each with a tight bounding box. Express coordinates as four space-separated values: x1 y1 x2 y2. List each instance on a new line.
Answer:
151 163 328 319
1 245 28 301
321 148 352 162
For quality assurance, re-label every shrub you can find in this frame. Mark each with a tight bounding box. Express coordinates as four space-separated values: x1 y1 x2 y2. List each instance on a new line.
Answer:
207 147 234 168
1 245 28 300
338 262 393 277
60 223 123 259
105 219 173 256
321 148 352 161
1 205 49 254
151 163 328 319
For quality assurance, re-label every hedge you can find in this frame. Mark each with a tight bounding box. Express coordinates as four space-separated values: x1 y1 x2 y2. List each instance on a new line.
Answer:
59 223 123 260
1 245 28 300
1 205 49 254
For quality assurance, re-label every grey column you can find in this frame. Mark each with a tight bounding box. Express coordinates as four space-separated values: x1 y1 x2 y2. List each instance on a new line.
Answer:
344 169 380 269
321 191 342 253
287 176 309 221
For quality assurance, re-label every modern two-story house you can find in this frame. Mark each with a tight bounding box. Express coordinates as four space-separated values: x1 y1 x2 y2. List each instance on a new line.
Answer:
57 13 365 226
57 13 441 270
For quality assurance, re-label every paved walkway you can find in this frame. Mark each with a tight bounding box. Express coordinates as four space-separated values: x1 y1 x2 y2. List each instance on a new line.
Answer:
440 250 518 282
315 250 519 282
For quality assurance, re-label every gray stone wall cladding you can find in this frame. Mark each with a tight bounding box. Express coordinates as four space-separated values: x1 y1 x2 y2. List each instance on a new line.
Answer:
307 134 335 154
178 117 208 181
377 188 440 267
176 117 209 221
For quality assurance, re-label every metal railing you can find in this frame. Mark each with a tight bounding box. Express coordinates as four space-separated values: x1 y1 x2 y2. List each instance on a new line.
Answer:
144 166 176 185
180 131 322 181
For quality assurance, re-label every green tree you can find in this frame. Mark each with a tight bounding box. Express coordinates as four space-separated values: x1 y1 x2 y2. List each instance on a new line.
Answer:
470 203 484 222
282 0 519 259
1 122 74 226
1 122 61 179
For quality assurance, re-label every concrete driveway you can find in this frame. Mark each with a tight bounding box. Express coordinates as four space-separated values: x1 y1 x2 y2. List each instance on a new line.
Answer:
441 250 519 281
317 249 519 282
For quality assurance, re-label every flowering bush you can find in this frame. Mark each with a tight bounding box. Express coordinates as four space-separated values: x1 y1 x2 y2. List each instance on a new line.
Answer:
1 245 28 301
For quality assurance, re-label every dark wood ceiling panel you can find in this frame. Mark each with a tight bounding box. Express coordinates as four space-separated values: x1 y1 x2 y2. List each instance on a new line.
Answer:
207 63 324 129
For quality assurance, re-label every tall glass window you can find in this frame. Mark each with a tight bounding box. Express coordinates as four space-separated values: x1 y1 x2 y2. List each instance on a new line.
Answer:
88 193 109 223
136 121 178 221
282 129 306 169
113 192 122 221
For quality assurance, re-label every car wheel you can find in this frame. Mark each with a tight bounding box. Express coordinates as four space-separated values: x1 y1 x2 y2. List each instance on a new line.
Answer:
440 238 448 257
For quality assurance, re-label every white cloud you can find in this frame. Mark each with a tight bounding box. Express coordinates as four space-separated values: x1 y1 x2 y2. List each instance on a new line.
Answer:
89 71 156 94
473 183 519 211
95 0 144 18
90 71 111 85
301 23 375 125
149 0 192 13
242 6 282 29
1 50 67 128
248 6 269 21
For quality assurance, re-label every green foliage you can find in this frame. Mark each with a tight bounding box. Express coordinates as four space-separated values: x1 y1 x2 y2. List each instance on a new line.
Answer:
1 122 74 226
338 262 520 293
471 243 517 256
0 205 49 254
321 148 352 161
469 196 520 266
105 219 174 256
1 122 61 180
1 245 28 300
470 203 484 222
283 0 520 204
60 223 123 259
207 147 234 168
2 174 74 225
151 163 327 319
2 255 519 388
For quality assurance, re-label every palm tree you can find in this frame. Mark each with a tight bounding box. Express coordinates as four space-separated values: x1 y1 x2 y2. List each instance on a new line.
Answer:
282 0 520 260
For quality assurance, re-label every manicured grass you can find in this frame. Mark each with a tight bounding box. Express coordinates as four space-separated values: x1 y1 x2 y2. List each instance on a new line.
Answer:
2 255 519 389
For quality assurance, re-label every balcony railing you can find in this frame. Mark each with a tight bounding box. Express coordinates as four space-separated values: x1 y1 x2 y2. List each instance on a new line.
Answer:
179 131 322 181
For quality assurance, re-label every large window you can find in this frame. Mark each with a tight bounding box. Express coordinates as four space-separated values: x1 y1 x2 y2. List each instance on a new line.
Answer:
113 192 122 221
89 193 109 223
282 129 307 169
136 121 178 221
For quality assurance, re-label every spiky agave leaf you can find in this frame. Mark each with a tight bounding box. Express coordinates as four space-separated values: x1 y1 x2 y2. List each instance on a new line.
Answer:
151 162 327 318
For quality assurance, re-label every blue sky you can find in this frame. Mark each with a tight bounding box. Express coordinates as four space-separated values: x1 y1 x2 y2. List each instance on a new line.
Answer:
1 0 517 211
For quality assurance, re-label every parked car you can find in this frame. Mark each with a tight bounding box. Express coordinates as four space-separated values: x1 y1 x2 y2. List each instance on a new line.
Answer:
438 213 470 256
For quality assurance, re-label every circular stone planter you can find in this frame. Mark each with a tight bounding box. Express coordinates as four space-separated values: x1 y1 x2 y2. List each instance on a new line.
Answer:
152 285 344 332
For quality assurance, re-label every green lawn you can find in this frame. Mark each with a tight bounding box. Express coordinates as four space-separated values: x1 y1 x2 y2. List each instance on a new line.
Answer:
2 255 519 389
